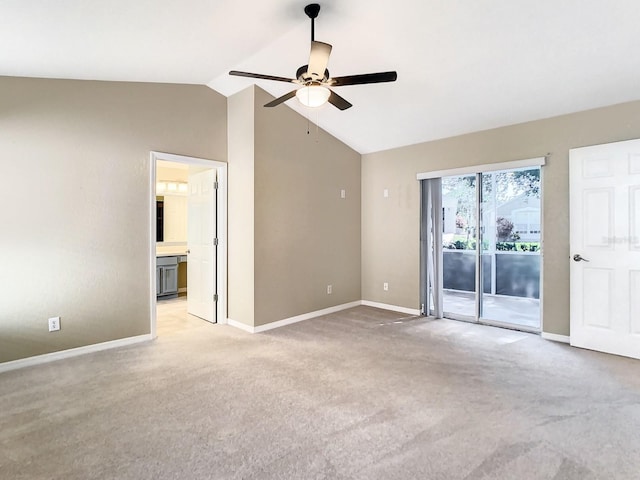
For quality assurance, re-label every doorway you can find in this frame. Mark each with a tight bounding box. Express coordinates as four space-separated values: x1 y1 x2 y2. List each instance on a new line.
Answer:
420 158 544 332
149 151 227 338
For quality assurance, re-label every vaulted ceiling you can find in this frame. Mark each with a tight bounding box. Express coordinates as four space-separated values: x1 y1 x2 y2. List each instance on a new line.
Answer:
2 0 640 153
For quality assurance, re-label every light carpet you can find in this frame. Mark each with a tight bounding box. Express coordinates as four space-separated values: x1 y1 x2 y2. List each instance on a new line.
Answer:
1 305 639 479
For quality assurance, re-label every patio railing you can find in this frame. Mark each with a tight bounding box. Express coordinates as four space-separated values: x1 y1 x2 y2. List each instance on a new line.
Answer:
443 250 540 299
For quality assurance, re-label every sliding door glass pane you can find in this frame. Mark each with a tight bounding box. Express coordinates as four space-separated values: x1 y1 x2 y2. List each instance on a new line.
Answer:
442 175 477 318
480 168 541 328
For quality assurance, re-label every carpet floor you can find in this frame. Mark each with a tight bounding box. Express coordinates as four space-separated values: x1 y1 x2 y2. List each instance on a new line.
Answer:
1 304 639 479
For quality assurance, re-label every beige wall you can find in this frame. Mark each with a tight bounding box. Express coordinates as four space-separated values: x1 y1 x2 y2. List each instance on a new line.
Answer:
362 100 640 336
0 76 227 363
253 87 361 326
8 75 636 362
227 86 361 327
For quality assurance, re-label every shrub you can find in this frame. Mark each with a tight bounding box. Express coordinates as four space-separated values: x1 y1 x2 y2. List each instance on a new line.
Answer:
454 240 467 250
496 217 514 241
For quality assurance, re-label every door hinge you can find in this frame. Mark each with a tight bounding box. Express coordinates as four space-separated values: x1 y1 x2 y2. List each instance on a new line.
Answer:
213 238 218 246
214 181 219 190
214 294 219 302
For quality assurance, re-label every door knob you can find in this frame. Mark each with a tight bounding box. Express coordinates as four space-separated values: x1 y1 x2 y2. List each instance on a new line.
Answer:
573 254 589 262
186 249 191 254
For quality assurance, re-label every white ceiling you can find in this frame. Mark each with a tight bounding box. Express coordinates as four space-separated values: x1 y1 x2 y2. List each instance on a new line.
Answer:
2 0 640 154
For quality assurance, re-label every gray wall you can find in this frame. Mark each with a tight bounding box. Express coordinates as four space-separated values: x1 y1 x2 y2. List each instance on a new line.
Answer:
362 100 640 336
0 76 227 363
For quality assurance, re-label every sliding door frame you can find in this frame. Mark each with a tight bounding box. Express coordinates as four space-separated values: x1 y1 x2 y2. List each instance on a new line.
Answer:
418 157 546 333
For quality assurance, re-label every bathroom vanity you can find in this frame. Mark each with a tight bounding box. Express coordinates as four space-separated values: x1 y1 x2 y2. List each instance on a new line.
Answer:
156 253 187 298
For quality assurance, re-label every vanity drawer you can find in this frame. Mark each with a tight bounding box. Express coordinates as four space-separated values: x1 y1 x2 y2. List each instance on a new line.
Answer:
157 256 178 266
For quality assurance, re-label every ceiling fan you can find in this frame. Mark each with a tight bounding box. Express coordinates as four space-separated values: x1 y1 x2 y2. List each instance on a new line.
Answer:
229 3 397 110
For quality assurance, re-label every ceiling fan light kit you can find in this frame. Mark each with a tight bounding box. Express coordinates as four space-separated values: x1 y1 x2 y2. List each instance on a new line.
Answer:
296 85 331 108
229 3 397 110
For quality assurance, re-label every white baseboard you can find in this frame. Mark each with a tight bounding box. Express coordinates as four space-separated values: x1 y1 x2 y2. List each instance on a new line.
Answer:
254 301 362 333
226 301 362 334
541 332 570 344
0 301 421 371
361 300 421 316
0 334 153 374
226 318 254 333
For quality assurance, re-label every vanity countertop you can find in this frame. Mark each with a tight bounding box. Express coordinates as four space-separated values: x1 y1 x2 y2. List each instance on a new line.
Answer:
156 251 188 257
156 244 188 257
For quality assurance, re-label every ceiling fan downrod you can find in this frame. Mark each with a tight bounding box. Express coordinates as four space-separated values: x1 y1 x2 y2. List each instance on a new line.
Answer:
304 3 321 42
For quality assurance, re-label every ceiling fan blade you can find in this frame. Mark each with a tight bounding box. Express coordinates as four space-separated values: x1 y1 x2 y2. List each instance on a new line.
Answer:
306 41 332 80
327 90 352 110
229 70 298 84
328 71 398 87
264 90 298 108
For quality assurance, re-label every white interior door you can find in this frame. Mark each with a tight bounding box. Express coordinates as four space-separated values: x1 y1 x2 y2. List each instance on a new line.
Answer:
570 139 640 359
187 168 216 323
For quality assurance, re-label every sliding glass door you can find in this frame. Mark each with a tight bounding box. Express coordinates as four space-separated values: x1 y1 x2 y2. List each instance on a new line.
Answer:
479 169 541 329
441 174 478 320
430 165 541 331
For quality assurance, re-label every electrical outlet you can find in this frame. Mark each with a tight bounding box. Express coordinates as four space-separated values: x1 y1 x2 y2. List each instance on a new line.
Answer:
383 189 389 198
340 189 346 199
48 317 61 332
327 285 332 294
383 282 389 291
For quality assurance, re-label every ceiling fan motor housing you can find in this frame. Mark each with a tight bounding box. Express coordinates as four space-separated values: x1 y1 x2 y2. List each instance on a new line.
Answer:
296 65 329 84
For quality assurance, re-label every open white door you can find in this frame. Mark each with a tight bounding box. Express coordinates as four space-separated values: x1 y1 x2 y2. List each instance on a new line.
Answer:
570 139 640 359
187 168 217 323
